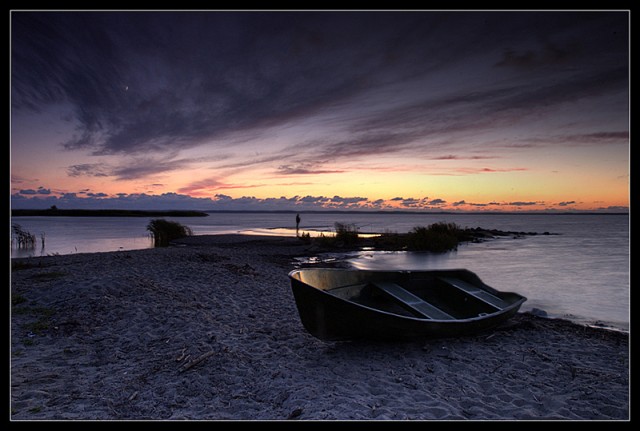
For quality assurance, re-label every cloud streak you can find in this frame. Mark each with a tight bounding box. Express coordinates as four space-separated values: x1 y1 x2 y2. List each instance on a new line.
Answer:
12 12 627 161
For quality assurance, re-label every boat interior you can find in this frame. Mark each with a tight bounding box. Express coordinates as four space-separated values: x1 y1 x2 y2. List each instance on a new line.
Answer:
293 270 522 320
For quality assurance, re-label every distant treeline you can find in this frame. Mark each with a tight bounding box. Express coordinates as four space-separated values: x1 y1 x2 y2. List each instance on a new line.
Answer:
11 209 209 217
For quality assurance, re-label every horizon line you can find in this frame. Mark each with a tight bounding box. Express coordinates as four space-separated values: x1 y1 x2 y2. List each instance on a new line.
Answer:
10 208 630 216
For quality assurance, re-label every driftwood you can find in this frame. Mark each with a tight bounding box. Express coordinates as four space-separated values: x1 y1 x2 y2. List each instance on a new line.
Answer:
175 347 188 362
179 351 214 373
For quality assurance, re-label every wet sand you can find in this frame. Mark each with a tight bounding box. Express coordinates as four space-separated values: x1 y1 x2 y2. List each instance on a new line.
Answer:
10 235 629 421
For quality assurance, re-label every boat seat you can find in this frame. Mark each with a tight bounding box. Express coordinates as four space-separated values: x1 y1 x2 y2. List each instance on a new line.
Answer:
373 281 455 320
437 276 508 309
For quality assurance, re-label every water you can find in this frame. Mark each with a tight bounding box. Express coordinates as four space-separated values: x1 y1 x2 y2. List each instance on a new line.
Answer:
10 212 629 331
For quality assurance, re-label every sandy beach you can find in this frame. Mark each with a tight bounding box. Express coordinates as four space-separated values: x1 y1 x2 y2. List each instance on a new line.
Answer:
10 234 629 421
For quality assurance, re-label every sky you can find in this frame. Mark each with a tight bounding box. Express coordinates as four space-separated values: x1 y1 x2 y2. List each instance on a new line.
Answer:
10 10 629 212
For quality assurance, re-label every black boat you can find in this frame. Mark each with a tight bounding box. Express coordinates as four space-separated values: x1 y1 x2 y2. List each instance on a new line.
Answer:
288 268 527 341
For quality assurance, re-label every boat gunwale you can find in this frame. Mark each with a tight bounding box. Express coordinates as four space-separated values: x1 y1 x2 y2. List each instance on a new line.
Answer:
288 268 527 323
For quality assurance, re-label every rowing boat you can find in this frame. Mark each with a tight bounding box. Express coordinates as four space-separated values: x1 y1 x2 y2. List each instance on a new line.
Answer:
288 268 526 341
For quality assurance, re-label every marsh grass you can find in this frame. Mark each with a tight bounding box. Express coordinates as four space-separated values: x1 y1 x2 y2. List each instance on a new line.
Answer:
147 219 193 247
23 318 51 334
299 231 312 243
373 229 405 249
312 232 334 247
28 271 67 282
13 305 54 318
406 222 463 252
12 260 40 271
329 221 471 251
301 222 361 248
13 304 55 336
12 294 27 306
334 222 359 245
11 223 37 249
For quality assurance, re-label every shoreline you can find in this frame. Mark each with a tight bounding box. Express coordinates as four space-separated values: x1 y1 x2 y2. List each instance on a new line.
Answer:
11 234 629 420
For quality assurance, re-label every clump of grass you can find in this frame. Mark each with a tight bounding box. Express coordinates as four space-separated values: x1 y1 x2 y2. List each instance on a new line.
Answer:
146 219 193 247
13 306 55 318
334 222 359 246
373 229 405 249
298 231 311 243
29 271 67 282
12 294 27 306
406 222 463 252
15 306 55 337
24 318 51 334
11 223 36 249
12 260 41 271
313 232 335 247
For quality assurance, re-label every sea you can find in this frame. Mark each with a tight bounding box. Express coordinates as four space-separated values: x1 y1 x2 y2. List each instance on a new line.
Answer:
10 212 630 332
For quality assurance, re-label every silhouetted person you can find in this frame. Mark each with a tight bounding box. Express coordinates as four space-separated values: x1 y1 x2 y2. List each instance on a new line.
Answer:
296 213 301 237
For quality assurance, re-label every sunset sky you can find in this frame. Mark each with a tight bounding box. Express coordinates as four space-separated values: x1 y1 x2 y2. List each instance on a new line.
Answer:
10 10 629 212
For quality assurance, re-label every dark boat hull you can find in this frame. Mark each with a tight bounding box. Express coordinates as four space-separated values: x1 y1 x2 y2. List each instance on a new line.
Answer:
289 268 526 341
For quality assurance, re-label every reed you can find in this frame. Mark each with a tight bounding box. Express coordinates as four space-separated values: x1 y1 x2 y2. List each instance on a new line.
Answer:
406 222 463 252
146 219 193 247
334 222 359 245
11 223 37 249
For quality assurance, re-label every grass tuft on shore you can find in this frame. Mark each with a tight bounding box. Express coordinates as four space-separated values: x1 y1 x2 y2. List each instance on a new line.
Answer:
147 219 193 247
334 222 359 245
300 221 467 252
406 222 464 252
11 223 37 249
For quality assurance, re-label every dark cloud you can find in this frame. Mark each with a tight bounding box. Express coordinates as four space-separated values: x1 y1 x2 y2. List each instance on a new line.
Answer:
427 198 446 206
513 131 629 148
334 65 626 160
11 11 628 166
495 40 581 69
317 132 415 160
67 164 110 177
18 187 51 195
10 190 629 213
11 175 30 184
110 157 194 180
277 163 344 175
18 189 38 195
431 155 497 160
177 178 226 195
177 178 262 195
387 197 446 208
507 201 539 206
66 157 194 180
452 200 502 207
11 12 441 156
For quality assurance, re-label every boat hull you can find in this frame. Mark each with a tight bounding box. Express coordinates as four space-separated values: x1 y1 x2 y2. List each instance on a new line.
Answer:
289 268 526 341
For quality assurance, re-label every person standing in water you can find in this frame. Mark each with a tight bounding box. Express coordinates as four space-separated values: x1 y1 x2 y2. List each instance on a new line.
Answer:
296 213 301 237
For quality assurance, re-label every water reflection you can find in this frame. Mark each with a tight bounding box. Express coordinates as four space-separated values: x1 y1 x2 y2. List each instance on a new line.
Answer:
239 227 379 238
296 237 629 332
11 236 154 258
351 249 456 270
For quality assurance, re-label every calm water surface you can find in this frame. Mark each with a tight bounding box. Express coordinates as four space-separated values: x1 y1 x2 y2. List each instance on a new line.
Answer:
10 212 629 331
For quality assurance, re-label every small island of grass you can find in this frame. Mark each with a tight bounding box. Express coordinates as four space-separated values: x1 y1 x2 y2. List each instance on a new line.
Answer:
300 221 556 253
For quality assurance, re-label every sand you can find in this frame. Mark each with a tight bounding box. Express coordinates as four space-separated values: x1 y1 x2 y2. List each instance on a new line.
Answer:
10 235 629 421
